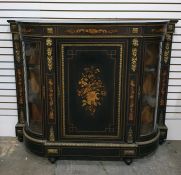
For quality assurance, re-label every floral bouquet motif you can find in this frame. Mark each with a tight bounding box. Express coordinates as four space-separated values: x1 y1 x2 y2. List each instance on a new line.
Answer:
77 66 107 116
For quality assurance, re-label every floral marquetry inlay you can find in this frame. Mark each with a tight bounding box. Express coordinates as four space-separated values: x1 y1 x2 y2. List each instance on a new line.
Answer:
46 38 53 71
131 38 139 72
163 42 170 63
128 80 136 122
77 66 107 116
14 41 21 62
163 34 172 64
48 79 54 120
159 70 168 106
17 68 24 105
46 38 52 46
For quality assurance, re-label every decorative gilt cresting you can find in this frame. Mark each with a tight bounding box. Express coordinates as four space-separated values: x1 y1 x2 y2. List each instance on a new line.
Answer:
46 38 53 71
131 38 139 72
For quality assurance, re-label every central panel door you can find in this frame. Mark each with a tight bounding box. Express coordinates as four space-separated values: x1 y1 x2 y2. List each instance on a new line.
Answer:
57 39 127 141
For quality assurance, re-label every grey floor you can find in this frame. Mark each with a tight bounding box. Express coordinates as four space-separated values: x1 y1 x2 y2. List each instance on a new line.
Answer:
0 137 181 175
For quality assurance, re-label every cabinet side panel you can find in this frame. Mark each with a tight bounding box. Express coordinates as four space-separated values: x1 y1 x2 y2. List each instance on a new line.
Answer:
157 20 178 142
9 21 26 141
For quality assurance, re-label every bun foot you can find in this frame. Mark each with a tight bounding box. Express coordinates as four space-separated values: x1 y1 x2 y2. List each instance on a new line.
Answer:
123 158 133 165
159 139 165 145
48 157 57 164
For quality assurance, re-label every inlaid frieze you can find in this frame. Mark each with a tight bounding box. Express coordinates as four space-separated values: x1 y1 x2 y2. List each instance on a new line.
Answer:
128 80 136 122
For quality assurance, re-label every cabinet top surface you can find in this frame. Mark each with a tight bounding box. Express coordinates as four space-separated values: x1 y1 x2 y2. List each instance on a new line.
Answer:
8 19 172 25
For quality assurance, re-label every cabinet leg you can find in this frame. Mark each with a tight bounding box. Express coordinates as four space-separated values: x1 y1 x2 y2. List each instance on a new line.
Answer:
48 157 57 164
123 158 133 165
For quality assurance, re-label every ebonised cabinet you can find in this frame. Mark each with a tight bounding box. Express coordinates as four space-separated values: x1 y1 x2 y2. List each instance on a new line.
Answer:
8 19 177 164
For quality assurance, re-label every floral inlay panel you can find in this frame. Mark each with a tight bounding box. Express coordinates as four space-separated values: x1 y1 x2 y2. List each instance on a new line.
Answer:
77 66 107 116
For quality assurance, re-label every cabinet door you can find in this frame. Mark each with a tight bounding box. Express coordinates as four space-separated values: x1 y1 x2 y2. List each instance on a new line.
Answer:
57 39 128 141
140 40 161 136
23 38 44 135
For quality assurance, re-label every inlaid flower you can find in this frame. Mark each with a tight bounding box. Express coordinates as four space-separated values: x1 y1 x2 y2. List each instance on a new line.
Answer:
77 66 107 116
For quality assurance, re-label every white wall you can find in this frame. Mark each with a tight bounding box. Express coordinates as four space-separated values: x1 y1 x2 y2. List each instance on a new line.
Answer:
0 0 181 140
